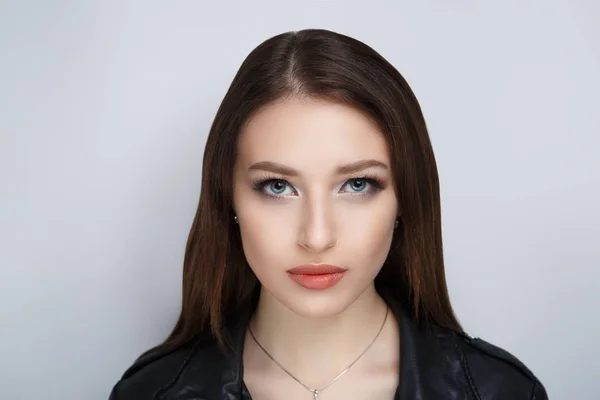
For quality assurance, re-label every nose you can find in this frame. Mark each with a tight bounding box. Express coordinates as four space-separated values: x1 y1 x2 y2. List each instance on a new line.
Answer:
297 197 337 253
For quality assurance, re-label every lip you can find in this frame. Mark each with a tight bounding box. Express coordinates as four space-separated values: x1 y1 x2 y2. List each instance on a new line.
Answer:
286 264 347 290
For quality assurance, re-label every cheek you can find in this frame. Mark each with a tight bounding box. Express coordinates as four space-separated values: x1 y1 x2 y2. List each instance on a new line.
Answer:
233 180 272 271
343 197 397 268
237 203 293 274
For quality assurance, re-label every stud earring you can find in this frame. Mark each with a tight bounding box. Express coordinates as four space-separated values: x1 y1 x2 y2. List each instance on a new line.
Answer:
234 215 239 224
394 218 399 229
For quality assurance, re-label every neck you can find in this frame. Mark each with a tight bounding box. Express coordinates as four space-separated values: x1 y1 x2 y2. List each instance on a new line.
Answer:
246 284 389 381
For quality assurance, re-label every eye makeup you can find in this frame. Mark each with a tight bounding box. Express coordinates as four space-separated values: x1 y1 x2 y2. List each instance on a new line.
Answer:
250 173 387 201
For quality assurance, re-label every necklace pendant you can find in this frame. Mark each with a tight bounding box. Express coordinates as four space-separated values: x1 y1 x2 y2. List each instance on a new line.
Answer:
312 389 319 400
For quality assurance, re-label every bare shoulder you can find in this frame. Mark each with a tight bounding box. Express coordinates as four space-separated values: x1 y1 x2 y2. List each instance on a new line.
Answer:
456 333 548 400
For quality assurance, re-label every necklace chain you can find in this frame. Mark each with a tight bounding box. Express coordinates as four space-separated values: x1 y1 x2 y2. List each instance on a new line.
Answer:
247 306 389 399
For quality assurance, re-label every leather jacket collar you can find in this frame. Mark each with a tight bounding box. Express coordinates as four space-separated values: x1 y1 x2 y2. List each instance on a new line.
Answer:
166 290 473 399
111 289 547 399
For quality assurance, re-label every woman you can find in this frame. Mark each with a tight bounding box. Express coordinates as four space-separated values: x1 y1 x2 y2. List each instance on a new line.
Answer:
109 29 547 399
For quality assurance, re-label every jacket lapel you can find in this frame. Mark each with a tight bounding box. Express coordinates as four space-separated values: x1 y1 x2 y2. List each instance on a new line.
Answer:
169 291 472 400
383 292 473 400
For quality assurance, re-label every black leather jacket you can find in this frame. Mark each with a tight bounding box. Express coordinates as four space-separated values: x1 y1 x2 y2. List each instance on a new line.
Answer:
109 291 548 399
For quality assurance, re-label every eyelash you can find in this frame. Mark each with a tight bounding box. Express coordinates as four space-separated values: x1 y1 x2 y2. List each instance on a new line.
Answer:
251 174 386 200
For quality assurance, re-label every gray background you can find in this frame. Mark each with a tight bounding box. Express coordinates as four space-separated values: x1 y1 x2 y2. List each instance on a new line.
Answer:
1 1 598 399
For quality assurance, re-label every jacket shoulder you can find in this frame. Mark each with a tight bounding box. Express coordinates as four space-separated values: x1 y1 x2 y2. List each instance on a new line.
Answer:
456 334 548 400
108 334 211 400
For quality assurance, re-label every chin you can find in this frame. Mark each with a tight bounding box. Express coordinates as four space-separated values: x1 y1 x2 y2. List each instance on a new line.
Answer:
284 297 350 319
272 285 367 319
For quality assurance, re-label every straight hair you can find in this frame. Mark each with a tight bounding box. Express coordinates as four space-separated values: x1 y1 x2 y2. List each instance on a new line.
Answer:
146 29 461 356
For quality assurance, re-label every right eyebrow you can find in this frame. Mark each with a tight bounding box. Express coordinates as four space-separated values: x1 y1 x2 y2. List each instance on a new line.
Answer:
248 161 298 176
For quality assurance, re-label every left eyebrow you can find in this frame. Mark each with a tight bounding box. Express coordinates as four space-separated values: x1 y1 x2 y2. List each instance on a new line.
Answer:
335 159 389 175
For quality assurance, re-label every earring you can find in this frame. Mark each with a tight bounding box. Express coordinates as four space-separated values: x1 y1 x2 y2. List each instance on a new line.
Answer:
234 215 239 224
394 218 399 229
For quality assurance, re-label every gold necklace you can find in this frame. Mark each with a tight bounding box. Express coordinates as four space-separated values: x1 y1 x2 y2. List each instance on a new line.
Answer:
247 306 389 399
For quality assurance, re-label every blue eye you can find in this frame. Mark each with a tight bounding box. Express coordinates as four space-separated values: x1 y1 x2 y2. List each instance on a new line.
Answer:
266 180 289 195
254 179 296 198
253 176 384 199
343 178 370 193
342 178 383 195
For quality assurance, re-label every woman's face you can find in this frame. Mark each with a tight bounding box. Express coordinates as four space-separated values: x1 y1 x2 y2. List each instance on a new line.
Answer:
232 97 398 318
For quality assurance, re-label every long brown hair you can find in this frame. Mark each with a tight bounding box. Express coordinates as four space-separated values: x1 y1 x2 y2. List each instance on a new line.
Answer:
149 29 461 356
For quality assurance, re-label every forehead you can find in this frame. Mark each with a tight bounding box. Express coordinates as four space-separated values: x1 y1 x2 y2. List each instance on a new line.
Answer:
238 98 390 170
